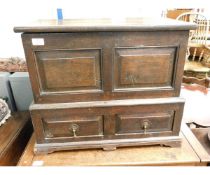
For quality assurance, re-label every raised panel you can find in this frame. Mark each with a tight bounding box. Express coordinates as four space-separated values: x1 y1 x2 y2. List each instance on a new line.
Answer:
42 115 104 138
114 46 178 91
35 49 102 93
30 97 184 151
115 111 174 135
22 32 188 103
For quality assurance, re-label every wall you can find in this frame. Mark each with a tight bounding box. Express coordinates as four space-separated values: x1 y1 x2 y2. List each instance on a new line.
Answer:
0 0 209 59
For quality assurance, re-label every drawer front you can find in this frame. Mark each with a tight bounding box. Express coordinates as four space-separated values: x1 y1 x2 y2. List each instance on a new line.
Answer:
43 116 103 139
31 98 184 143
31 111 104 143
109 100 185 138
23 31 188 103
115 112 174 135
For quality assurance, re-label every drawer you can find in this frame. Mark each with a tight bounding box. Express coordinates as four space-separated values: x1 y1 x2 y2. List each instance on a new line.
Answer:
115 111 174 135
31 97 184 143
109 99 185 138
31 111 104 143
43 116 103 139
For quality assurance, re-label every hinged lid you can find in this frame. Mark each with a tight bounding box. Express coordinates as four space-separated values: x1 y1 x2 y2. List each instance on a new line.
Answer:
14 17 197 33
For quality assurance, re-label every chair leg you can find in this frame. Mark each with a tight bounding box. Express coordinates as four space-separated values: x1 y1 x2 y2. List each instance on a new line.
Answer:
192 48 197 61
199 49 204 61
186 47 190 60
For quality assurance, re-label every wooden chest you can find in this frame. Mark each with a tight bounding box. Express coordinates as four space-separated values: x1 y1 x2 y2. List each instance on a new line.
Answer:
14 18 196 154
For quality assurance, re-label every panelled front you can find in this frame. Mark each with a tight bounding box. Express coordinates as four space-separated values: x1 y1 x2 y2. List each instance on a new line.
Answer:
30 98 184 143
113 46 177 90
22 31 188 103
43 116 103 139
31 110 104 143
115 112 174 135
108 100 184 139
36 49 102 93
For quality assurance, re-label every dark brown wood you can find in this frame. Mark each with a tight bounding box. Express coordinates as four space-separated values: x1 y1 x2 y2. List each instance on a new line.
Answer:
14 18 196 33
0 112 33 166
114 46 176 88
42 115 103 139
36 49 102 92
14 18 193 154
29 98 184 154
22 31 189 103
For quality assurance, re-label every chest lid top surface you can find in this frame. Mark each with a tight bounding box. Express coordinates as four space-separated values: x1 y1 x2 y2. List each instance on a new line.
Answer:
14 17 196 33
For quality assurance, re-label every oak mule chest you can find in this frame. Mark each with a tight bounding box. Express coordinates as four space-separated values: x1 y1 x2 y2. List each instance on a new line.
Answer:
14 18 195 154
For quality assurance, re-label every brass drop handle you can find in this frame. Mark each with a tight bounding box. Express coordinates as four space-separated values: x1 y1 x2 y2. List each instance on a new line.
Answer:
142 120 151 134
70 124 79 137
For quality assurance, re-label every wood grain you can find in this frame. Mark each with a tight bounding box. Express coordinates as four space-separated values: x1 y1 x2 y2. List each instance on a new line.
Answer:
181 123 210 164
0 112 33 166
14 18 196 33
29 98 184 153
17 131 201 166
15 18 192 154
191 128 210 156
20 26 190 104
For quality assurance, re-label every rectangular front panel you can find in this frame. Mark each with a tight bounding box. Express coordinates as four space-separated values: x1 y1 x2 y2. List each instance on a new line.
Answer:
42 115 103 139
30 98 184 143
116 112 174 135
114 46 177 90
22 31 188 103
35 49 102 93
